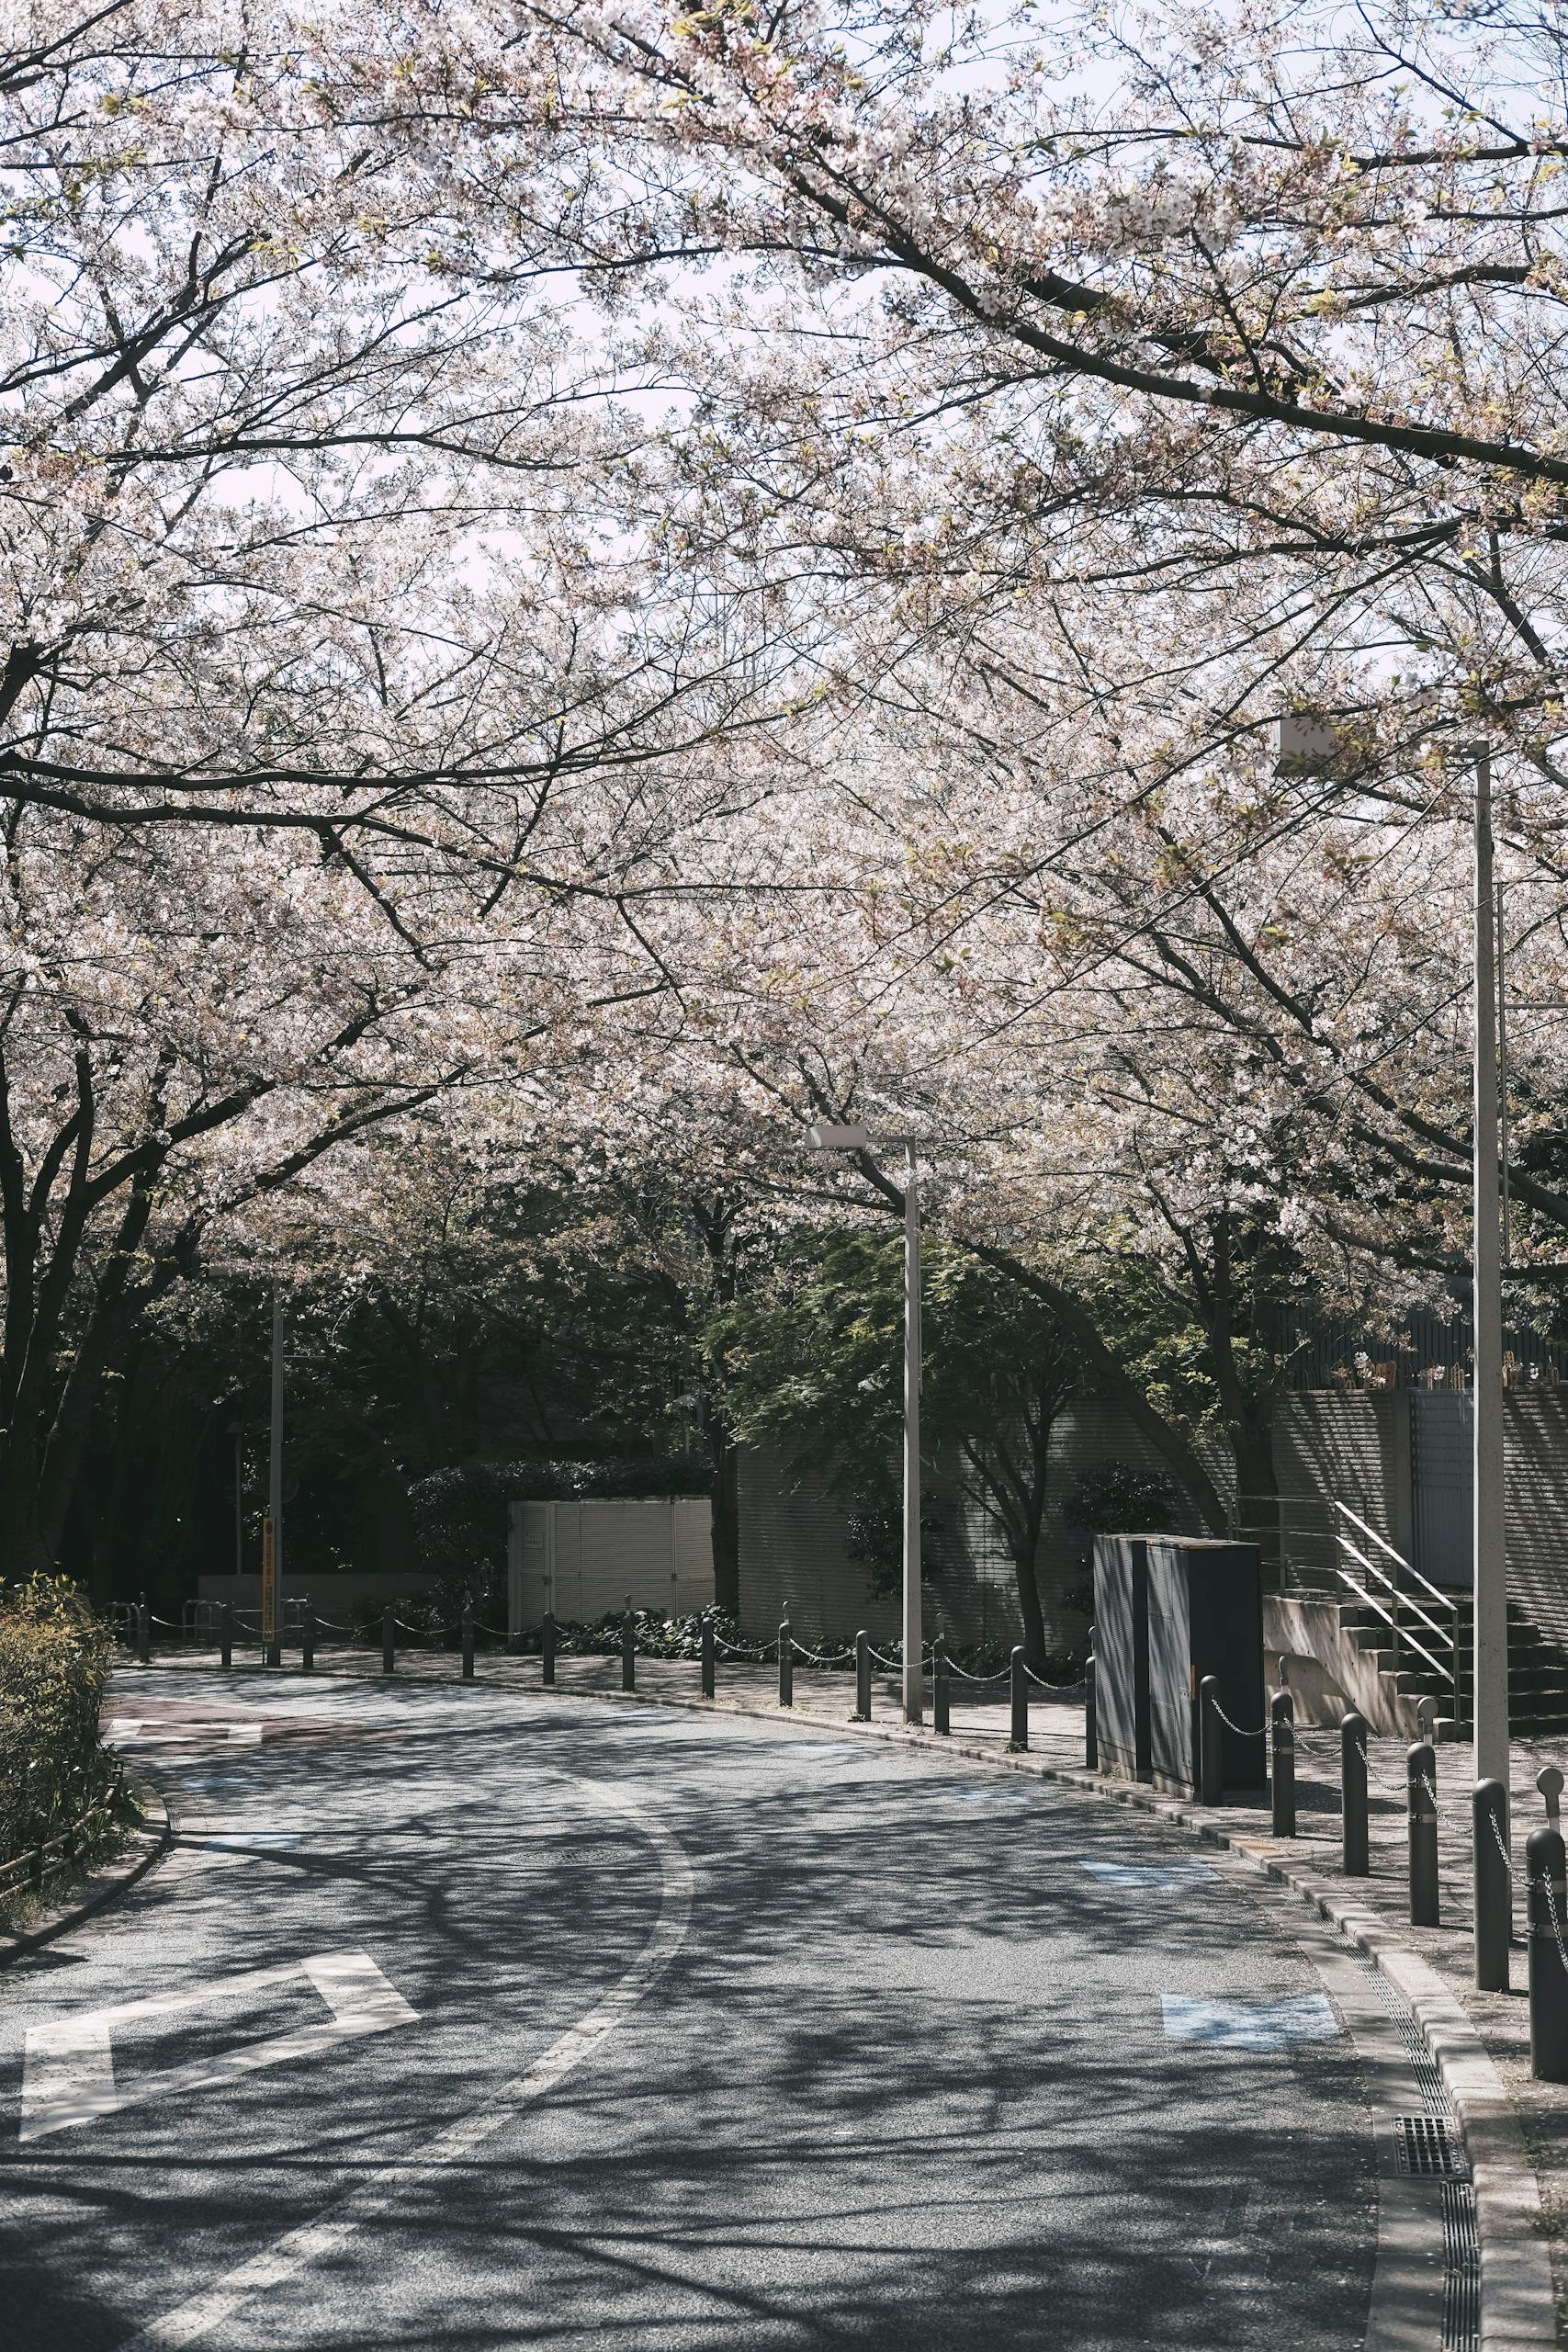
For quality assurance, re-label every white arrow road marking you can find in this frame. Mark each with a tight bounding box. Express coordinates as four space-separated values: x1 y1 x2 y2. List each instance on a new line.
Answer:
116 1781 694 2352
20 2017 118 2140
19 1952 416 2143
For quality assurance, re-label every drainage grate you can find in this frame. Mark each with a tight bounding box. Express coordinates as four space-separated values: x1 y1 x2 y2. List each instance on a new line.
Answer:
1341 1941 1480 2352
1393 2113 1471 2178
1442 2180 1481 2352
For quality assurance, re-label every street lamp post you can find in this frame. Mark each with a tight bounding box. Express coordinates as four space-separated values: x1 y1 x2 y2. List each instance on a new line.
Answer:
807 1122 923 1725
265 1288 284 1668
1472 749 1510 1809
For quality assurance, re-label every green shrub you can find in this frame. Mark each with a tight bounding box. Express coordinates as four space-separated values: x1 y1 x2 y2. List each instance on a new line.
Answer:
0 1576 115 1867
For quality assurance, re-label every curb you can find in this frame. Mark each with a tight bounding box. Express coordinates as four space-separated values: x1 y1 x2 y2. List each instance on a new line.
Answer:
0 1778 171 1971
536 1674 1559 2352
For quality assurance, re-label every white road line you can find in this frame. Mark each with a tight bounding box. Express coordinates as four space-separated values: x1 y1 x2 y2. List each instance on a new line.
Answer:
20 1953 415 2143
104 1725 265 1748
116 1781 694 2352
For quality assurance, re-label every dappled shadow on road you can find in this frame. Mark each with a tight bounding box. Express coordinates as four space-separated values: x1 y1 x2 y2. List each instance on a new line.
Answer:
4 1684 1374 2352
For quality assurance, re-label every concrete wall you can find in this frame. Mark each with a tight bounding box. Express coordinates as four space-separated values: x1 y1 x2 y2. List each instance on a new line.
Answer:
1503 1395 1568 1652
507 1497 713 1632
1270 1394 1408 1591
736 1448 891 1639
1271 1390 1568 1653
737 1407 1207 1646
739 1392 1568 1658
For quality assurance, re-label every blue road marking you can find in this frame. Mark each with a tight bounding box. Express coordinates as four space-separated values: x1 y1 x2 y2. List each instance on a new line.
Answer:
1161 1994 1340 2050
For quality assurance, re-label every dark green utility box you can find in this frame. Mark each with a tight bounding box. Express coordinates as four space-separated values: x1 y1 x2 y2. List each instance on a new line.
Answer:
1091 1533 1153 1781
1145 1537 1266 1798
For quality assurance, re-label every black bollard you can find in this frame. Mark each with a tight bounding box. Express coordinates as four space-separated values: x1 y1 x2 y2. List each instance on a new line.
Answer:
1200 1676 1224 1805
854 1630 871 1722
461 1598 474 1683
542 1609 556 1686
1084 1647 1097 1770
622 1598 636 1693
382 1605 395 1676
701 1610 715 1700
1271 1689 1296 1838
1010 1646 1028 1750
220 1602 233 1673
779 1616 793 1708
1528 1825 1568 2082
137 1599 151 1667
1342 1712 1370 1876
1473 1778 1512 1992
302 1606 315 1675
933 1635 950 1736
1408 1740 1439 1926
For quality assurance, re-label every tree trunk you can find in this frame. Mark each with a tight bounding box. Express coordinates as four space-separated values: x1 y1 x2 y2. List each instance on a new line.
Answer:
1231 1412 1282 1590
0 1420 52 1575
1010 1533 1048 1671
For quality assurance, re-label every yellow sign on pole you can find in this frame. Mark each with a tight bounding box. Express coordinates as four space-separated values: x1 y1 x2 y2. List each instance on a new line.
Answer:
262 1516 277 1645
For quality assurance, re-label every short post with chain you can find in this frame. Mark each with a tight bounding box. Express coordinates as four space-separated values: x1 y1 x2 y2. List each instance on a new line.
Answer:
1528 1820 1568 2081
1199 1677 1223 1805
1084 1634 1097 1770
1341 1712 1370 1877
1408 1740 1439 1926
1473 1777 1511 1992
1271 1687 1295 1837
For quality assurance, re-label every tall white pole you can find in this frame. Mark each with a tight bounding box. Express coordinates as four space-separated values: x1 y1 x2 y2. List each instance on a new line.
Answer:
1473 747 1510 1802
267 1289 285 1648
903 1139 923 1724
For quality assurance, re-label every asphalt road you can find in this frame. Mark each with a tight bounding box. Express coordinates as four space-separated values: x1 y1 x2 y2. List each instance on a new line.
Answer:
0 1671 1407 2351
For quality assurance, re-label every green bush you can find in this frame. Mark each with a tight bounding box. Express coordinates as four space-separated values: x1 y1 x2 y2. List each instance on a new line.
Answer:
0 1576 115 1868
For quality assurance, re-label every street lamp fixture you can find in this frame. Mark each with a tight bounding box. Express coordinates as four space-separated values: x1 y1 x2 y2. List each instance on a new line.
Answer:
807 1120 924 1726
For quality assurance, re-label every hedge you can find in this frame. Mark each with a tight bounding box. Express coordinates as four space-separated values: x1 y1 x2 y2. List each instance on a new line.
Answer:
0 1575 115 1870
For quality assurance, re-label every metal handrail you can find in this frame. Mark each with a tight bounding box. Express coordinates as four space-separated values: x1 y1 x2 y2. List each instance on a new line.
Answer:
1331 1499 1457 1617
1335 1567 1454 1686
1337 1532 1456 1660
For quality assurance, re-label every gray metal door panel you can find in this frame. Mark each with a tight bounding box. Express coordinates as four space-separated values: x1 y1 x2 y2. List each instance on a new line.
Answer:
1411 1394 1473 1590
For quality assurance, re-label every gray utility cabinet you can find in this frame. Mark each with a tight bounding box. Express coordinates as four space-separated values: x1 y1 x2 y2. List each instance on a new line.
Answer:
1145 1537 1266 1798
1091 1534 1153 1781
